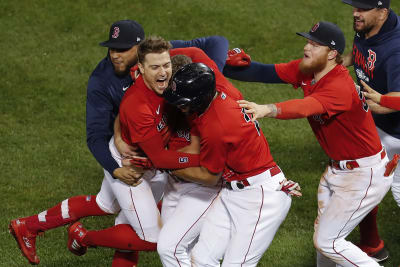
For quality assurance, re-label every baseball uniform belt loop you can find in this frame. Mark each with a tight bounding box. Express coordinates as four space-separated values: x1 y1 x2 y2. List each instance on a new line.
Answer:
225 166 281 190
330 149 386 170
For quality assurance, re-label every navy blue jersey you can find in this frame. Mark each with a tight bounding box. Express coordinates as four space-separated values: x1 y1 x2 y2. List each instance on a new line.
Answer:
352 10 400 139
86 36 229 175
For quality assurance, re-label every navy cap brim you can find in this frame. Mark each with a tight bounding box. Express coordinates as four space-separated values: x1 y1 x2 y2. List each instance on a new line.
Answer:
341 0 375 9
296 32 330 48
99 41 136 50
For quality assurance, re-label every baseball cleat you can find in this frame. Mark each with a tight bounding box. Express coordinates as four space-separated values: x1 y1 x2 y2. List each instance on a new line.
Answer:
9 218 40 265
359 240 389 262
67 221 88 256
369 247 389 262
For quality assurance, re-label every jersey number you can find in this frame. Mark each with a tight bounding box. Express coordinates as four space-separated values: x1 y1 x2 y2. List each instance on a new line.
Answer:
241 108 261 136
355 83 369 112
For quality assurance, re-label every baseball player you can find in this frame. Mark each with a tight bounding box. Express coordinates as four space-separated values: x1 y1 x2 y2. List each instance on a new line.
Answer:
237 21 395 267
155 48 244 267
8 19 231 266
341 0 400 261
162 62 300 267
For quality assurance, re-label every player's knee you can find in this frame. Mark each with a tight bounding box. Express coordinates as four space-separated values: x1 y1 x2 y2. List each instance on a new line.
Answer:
313 231 332 253
157 238 174 259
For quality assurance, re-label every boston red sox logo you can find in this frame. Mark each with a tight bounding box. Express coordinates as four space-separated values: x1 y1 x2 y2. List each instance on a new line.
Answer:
311 23 319 32
112 27 120 39
367 49 376 72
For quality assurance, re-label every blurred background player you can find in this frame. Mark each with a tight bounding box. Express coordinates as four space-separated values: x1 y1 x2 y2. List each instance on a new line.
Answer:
8 20 230 266
237 21 394 267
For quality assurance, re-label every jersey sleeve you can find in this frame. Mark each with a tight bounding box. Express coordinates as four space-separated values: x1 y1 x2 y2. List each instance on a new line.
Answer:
138 134 200 169
170 36 229 72
86 75 120 175
275 59 304 88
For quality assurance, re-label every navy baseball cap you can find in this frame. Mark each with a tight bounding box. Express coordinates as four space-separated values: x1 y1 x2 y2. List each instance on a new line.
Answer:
100 20 145 49
342 0 390 9
296 21 346 54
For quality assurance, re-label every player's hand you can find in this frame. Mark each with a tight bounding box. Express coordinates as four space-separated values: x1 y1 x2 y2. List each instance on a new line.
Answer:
237 100 273 121
226 48 251 67
114 136 140 158
130 156 154 169
361 80 382 104
278 178 302 197
113 166 144 186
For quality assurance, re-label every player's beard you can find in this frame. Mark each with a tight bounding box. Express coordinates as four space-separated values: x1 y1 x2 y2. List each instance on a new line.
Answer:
113 62 135 77
353 17 374 35
299 54 328 75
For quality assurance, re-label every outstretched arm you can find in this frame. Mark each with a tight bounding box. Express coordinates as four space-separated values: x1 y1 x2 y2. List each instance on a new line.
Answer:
237 96 326 120
362 80 400 112
170 36 229 72
223 61 284 83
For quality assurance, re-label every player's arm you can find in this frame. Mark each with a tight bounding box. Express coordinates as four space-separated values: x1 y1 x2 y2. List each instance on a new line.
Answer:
138 133 200 169
223 61 284 83
238 96 326 120
342 52 353 67
86 77 120 175
171 167 221 186
170 36 229 72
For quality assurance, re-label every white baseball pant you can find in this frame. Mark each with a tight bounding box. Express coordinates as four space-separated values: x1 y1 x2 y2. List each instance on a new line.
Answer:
377 127 400 207
314 150 393 267
191 168 292 267
157 177 221 267
95 136 168 242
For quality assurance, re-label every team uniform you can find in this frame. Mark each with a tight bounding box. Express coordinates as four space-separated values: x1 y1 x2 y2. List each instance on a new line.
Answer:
156 47 242 267
188 86 292 266
8 36 230 265
275 59 393 267
351 9 400 207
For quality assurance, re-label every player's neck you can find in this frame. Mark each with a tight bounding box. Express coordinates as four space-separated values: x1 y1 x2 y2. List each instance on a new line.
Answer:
314 62 337 83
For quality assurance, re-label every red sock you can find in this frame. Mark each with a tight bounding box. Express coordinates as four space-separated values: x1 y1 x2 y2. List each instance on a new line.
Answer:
83 224 157 251
359 206 381 248
26 195 109 233
112 250 139 267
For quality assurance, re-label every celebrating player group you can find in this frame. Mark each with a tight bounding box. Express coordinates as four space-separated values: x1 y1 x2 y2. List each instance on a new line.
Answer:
8 0 400 266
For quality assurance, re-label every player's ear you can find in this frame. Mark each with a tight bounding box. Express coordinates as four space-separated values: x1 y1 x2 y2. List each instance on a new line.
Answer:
378 8 389 21
138 62 145 74
328 49 338 61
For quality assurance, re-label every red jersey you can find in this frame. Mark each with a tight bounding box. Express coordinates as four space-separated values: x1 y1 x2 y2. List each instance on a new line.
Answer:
275 59 382 161
192 91 275 180
119 75 200 169
120 76 170 146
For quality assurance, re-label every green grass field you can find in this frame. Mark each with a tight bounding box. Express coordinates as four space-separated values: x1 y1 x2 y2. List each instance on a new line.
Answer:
1 0 399 266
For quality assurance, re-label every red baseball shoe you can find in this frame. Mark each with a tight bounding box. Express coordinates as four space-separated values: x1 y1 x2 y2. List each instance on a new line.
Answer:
67 221 88 256
9 218 40 265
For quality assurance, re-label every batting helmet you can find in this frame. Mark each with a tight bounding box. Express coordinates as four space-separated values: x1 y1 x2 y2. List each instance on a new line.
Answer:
162 63 216 115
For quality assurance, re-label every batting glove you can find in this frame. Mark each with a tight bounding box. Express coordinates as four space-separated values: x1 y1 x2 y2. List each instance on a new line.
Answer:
130 156 154 169
226 48 251 67
278 178 302 197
